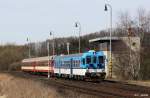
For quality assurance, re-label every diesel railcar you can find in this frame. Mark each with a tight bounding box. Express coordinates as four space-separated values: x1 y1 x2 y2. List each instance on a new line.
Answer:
21 50 106 81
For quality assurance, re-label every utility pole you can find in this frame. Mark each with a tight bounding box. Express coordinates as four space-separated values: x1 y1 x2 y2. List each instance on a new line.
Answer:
104 3 113 78
47 41 50 78
128 27 133 79
27 37 31 58
50 31 55 56
67 42 70 55
75 22 81 53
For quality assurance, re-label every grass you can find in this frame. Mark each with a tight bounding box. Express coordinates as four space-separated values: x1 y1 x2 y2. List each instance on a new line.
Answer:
0 73 99 98
126 80 150 87
0 73 56 98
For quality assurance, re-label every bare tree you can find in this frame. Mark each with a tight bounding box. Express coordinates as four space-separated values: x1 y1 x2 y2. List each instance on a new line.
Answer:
116 11 136 36
136 8 150 37
115 11 142 80
118 12 130 28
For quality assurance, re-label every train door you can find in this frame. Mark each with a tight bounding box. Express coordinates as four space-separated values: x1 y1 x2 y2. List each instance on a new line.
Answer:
32 62 36 72
86 56 92 68
103 51 108 77
70 58 73 78
50 59 54 74
81 57 86 68
97 56 105 69
93 56 97 68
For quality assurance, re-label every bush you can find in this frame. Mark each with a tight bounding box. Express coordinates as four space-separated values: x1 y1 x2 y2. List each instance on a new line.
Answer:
0 45 28 71
8 62 22 71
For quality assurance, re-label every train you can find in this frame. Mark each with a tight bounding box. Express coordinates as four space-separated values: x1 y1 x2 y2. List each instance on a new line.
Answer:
21 50 106 81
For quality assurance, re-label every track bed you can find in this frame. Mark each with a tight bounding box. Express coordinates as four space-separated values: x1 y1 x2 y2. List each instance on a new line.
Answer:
9 72 150 98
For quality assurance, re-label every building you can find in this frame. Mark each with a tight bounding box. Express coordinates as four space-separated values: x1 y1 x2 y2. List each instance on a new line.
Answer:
89 36 141 79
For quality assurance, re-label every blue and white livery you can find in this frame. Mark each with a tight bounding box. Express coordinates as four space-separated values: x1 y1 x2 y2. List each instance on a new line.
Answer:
54 50 106 80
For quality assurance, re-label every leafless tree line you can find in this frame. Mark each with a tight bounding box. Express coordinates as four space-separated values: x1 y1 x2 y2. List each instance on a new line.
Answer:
113 8 150 80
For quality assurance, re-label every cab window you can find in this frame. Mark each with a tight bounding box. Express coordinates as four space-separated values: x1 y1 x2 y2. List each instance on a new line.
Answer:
82 58 85 65
86 56 91 64
93 56 97 63
98 56 104 63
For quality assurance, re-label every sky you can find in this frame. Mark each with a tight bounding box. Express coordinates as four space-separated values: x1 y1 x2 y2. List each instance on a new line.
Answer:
0 0 150 45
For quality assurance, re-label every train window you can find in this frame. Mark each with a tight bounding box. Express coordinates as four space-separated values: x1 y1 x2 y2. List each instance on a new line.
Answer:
59 61 61 67
72 60 75 67
77 60 79 66
98 56 104 63
93 56 97 63
78 60 80 67
56 63 58 67
82 58 85 65
86 56 91 64
74 60 76 67
78 60 80 66
66 61 68 67
77 60 79 65
76 60 78 67
69 61 71 67
75 61 77 67
68 61 70 68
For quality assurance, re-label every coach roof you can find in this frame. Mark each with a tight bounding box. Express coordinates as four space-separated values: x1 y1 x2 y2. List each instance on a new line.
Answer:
22 56 54 63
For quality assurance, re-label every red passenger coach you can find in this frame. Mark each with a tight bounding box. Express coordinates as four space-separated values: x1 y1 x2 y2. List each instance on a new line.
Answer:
21 56 54 74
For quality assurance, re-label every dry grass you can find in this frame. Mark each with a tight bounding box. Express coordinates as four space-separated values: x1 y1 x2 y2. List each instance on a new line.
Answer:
0 73 98 98
0 73 57 98
126 80 150 87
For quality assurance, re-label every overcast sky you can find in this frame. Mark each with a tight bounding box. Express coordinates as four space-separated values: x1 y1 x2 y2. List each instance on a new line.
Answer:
0 0 149 45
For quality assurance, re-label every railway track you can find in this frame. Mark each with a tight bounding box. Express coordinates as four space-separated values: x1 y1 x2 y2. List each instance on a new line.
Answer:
46 79 149 98
9 72 150 98
43 79 126 98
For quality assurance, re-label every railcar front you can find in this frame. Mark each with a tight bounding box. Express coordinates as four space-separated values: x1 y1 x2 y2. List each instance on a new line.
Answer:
84 51 106 80
53 50 106 81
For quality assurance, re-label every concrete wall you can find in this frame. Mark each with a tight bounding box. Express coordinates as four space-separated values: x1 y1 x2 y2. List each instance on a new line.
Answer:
97 37 141 78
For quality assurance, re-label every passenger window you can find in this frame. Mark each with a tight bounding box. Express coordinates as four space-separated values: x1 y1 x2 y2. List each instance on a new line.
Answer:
99 56 104 63
82 58 85 65
73 61 75 67
93 56 97 63
79 60 80 66
86 56 91 64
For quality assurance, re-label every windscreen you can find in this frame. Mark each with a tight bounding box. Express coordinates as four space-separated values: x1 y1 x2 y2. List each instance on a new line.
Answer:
82 58 85 65
93 56 97 63
86 56 91 64
98 56 104 63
